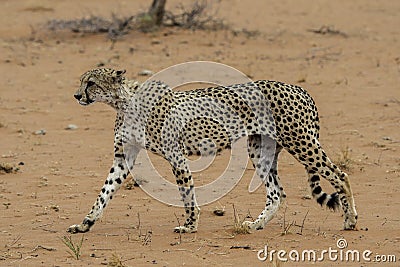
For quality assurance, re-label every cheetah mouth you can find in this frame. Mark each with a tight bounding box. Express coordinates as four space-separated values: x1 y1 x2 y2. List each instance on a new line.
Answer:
78 100 89 106
78 99 95 106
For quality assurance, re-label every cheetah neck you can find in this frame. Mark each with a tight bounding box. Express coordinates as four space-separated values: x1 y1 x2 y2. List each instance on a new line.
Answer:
108 80 141 111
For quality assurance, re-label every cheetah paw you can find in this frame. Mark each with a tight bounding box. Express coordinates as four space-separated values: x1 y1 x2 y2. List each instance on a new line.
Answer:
173 226 197 233
67 224 90 234
242 220 265 232
343 214 358 230
344 221 358 230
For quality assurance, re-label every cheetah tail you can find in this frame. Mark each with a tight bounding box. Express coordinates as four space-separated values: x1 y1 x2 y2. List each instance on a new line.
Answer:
313 190 341 211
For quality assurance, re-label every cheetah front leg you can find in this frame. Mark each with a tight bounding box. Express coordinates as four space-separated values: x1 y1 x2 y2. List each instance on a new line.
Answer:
67 141 140 233
171 164 200 233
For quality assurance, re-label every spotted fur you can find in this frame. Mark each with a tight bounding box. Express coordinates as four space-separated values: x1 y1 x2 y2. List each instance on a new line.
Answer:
68 68 358 234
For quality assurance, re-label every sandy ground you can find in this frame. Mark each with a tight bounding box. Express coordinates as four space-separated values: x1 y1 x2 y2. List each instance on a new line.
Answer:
0 0 399 266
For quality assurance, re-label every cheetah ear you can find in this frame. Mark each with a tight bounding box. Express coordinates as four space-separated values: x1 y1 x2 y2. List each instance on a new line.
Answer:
116 69 126 76
113 69 126 83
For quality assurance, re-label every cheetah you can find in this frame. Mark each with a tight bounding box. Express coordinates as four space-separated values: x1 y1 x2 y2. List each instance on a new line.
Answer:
68 68 358 234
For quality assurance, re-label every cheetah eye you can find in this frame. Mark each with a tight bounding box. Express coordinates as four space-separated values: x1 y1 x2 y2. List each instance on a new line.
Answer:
87 81 95 87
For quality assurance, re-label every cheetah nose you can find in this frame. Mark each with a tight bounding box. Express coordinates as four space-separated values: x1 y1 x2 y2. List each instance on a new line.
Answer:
74 94 82 100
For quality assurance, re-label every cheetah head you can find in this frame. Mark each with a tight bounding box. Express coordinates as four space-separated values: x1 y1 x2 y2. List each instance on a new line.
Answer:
74 68 126 106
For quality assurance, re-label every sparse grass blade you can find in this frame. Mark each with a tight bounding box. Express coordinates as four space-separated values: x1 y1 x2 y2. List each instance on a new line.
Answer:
232 204 250 234
60 235 84 260
336 146 353 172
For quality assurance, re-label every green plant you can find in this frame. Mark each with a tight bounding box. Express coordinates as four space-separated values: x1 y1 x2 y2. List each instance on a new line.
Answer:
60 235 84 260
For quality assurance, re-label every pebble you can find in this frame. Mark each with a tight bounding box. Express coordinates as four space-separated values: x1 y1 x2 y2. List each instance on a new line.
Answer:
65 124 78 130
33 129 46 135
0 162 15 173
138 69 154 76
213 209 225 216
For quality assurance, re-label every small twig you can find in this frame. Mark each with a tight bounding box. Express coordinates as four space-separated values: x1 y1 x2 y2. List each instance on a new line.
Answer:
89 248 113 251
31 245 56 252
174 213 182 245
307 25 347 37
375 151 384 166
5 235 22 248
39 228 58 233
283 221 295 235
281 207 295 235
207 244 221 248
283 206 287 231
121 257 136 263
299 210 309 235
137 212 142 238
230 245 251 250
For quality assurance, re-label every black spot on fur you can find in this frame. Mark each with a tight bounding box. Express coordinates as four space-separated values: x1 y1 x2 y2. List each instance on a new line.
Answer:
326 193 341 211
313 186 322 195
310 175 319 183
83 218 95 227
317 193 327 205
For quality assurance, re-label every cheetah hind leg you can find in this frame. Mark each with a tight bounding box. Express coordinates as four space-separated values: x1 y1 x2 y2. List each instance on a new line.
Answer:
242 135 285 231
299 141 358 230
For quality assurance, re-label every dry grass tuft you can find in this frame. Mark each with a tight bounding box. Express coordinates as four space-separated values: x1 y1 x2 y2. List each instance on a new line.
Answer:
0 162 19 174
335 146 353 172
232 204 250 235
107 252 126 267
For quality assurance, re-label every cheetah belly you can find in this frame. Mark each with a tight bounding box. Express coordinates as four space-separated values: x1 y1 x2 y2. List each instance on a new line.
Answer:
180 118 236 156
